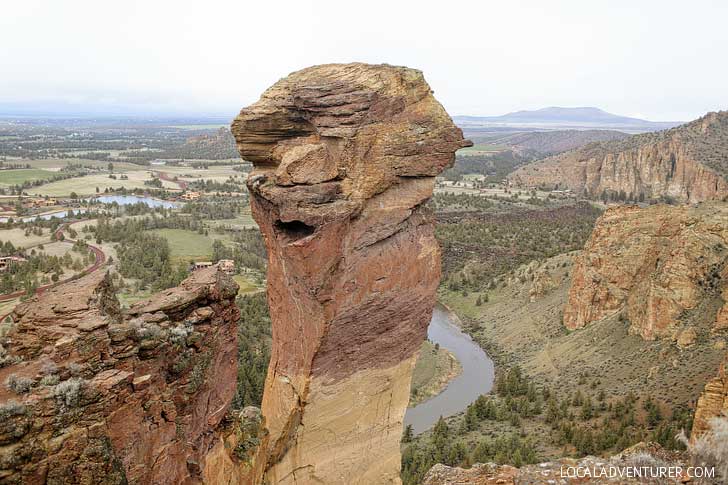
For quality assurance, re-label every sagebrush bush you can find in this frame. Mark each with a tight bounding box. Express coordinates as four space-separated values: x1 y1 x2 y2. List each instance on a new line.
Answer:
5 374 33 394
52 378 85 410
39 374 60 386
681 413 728 482
0 400 27 420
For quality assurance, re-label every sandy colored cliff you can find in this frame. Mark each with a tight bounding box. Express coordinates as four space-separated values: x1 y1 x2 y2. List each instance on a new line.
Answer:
563 203 728 341
509 111 728 203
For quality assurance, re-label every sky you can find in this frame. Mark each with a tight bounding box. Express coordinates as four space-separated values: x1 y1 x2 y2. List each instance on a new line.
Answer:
1 0 726 121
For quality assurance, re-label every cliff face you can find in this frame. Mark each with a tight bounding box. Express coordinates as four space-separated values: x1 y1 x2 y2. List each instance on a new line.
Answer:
231 63 469 484
691 354 728 442
509 111 728 203
0 268 239 484
563 204 728 341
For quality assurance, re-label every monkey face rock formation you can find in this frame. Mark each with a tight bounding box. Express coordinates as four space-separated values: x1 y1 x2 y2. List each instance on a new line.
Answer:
231 63 469 484
508 111 728 203
0 268 239 484
563 203 728 341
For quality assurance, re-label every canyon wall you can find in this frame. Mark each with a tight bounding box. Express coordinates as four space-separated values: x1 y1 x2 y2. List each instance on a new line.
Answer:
563 203 728 341
231 63 469 484
692 354 728 442
509 111 728 203
0 267 239 484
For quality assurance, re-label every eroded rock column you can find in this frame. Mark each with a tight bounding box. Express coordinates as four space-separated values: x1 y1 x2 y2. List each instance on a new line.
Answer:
231 63 469 484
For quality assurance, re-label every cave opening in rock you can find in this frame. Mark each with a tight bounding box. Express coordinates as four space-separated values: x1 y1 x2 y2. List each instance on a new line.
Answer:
274 219 315 241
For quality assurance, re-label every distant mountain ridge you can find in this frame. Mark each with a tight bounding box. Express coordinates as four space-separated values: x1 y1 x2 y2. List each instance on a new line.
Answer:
455 107 681 132
508 110 728 203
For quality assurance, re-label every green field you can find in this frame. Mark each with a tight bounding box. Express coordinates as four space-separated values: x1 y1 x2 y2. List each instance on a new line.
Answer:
150 228 230 262
409 340 461 407
233 274 261 294
29 171 177 196
457 143 508 155
0 169 57 186
205 212 258 230
21 158 146 172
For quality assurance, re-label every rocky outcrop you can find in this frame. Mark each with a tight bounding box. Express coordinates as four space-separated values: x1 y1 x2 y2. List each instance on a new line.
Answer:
509 111 728 203
563 203 728 340
424 443 689 484
0 267 239 484
691 354 728 442
230 63 469 484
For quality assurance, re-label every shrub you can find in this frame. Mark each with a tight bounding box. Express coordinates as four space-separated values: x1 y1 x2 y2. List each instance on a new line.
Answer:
0 400 27 420
52 378 85 410
39 374 60 386
5 374 33 394
0 344 21 368
682 413 728 482
169 324 191 345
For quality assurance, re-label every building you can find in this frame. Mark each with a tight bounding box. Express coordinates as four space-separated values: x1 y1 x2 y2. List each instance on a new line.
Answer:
22 198 58 209
191 261 213 271
0 256 27 272
180 191 201 201
217 259 235 274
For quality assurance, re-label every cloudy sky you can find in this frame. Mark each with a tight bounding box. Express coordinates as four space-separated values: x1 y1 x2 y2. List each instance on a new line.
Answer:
2 0 726 121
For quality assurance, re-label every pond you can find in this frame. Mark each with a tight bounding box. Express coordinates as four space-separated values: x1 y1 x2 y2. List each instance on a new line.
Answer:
0 209 89 223
91 195 179 208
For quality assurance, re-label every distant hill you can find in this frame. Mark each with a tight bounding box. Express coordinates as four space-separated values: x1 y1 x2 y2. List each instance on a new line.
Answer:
508 111 728 203
455 107 681 133
490 129 629 156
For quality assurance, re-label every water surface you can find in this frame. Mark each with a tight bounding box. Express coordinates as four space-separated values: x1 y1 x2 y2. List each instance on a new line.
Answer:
92 195 179 208
404 304 495 434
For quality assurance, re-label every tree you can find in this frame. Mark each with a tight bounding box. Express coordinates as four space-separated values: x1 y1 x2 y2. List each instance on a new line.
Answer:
108 162 114 172
402 424 413 443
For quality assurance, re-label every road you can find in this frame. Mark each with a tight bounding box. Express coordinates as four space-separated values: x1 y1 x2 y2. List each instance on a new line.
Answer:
0 221 108 317
154 171 188 190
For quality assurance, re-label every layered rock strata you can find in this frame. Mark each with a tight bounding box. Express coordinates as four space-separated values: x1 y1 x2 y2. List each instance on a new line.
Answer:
563 203 728 340
508 111 728 203
691 354 728 441
0 267 239 484
231 63 469 484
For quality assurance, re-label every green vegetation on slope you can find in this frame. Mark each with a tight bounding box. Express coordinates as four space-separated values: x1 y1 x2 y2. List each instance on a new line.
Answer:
0 169 58 186
233 292 271 409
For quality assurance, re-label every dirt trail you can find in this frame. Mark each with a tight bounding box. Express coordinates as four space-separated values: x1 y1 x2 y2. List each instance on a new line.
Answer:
154 171 188 190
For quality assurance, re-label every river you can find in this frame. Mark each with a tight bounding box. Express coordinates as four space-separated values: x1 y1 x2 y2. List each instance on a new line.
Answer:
0 209 89 223
403 304 495 434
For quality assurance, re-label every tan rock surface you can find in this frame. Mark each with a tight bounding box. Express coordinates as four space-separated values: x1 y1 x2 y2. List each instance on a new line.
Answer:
563 203 728 340
691 354 728 442
424 443 690 484
0 267 239 484
230 63 469 484
509 111 728 203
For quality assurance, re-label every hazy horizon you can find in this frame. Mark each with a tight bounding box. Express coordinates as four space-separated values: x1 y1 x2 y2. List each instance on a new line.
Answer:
2 0 727 121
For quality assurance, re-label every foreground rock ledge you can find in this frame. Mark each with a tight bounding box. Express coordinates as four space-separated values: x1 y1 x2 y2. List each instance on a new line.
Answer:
231 63 470 484
0 268 239 484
